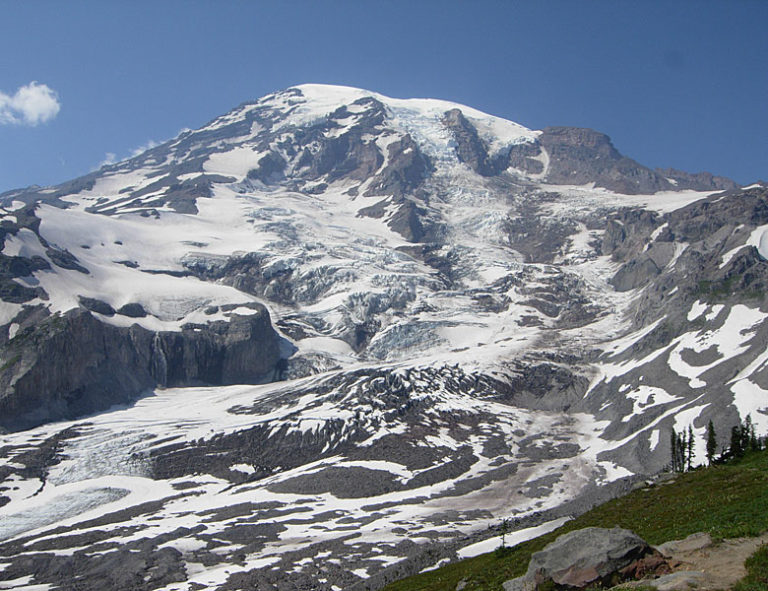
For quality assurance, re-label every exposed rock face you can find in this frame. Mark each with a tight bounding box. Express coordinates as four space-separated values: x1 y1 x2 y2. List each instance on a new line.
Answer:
116 302 147 318
0 252 49 303
506 128 738 194
247 152 288 184
364 134 432 199
611 256 662 292
507 141 546 175
442 108 507 176
17 545 186 591
538 127 673 194
605 186 768 322
656 167 741 191
385 197 436 243
85 174 235 217
0 307 280 432
503 527 668 590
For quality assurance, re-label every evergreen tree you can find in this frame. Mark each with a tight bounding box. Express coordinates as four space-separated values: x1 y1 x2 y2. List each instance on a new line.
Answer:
730 424 743 459
706 420 717 465
670 428 678 472
742 415 753 453
670 428 688 472
687 424 694 470
499 518 510 549
677 430 687 472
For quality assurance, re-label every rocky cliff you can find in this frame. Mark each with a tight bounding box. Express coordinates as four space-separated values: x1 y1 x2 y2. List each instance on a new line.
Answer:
0 306 280 431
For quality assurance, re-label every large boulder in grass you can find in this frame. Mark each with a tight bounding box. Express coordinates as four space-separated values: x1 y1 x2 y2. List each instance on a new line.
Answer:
503 527 670 591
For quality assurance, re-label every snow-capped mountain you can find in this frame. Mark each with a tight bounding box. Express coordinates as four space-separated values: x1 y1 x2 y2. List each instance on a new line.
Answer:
0 84 764 590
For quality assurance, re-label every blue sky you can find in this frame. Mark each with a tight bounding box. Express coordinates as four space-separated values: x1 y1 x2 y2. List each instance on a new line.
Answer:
0 1 765 193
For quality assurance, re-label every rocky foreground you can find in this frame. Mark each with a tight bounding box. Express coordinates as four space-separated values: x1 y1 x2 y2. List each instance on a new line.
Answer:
503 527 768 591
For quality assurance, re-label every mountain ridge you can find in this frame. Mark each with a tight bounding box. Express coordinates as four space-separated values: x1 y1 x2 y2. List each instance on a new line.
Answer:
2 83 738 203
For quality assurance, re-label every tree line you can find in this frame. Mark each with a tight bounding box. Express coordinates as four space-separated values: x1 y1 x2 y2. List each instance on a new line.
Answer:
670 415 765 473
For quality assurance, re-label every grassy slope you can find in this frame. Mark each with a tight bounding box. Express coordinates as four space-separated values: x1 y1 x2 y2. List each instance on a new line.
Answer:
383 451 768 591
735 545 768 591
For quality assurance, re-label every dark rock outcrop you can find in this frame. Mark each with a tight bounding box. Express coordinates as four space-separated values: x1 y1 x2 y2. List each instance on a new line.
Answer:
0 251 50 304
78 296 116 316
442 109 508 176
668 185 768 242
117 303 147 318
46 247 89 274
539 127 673 194
656 167 740 192
507 141 545 175
601 209 661 259
243 95 388 194
611 256 662 292
0 308 281 432
387 199 431 243
247 152 287 184
365 135 432 198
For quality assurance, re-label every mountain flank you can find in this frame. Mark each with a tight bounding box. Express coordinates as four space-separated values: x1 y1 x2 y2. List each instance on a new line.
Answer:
0 84 764 591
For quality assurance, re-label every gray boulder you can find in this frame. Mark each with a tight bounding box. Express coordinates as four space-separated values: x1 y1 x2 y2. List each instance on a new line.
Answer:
503 527 664 591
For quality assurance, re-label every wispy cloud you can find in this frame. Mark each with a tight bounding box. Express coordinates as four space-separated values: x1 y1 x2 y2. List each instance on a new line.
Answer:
98 139 161 170
129 140 159 158
0 82 61 126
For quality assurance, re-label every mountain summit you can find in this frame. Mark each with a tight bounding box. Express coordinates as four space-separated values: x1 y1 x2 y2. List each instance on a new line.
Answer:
0 85 765 590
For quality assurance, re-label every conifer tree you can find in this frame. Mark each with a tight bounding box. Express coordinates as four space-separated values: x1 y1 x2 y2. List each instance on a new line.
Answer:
670 428 688 472
499 518 510 549
730 424 743 458
687 424 694 470
706 420 717 465
677 430 687 472
670 428 678 472
742 415 753 453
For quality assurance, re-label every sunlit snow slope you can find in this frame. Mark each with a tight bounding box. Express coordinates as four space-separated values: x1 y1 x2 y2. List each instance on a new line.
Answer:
0 84 765 591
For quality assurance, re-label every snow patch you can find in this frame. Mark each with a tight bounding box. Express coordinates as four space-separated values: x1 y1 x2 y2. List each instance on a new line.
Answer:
623 386 680 420
731 380 768 435
649 429 660 450
668 305 765 389
687 300 707 322
203 146 265 178
457 517 570 559
748 224 768 259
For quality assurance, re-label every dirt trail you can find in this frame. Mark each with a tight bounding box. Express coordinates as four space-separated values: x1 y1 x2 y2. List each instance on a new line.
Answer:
653 531 768 589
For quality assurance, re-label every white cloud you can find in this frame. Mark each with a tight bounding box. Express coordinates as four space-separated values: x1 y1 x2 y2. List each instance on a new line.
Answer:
129 139 159 158
0 82 61 126
96 139 161 170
